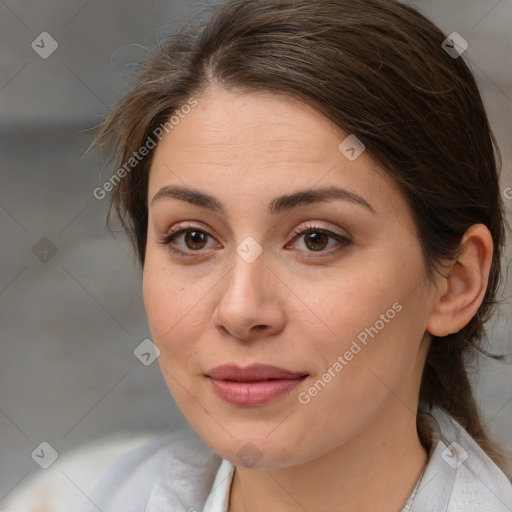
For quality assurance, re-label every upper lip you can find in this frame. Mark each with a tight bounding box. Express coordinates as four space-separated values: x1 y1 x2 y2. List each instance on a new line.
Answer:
206 364 308 381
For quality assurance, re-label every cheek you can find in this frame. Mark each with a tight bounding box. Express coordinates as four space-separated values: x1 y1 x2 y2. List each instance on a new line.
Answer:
143 268 202 409
313 272 397 344
142 260 193 355
294 298 425 454
142 256 217 395
143 264 172 339
308 254 427 384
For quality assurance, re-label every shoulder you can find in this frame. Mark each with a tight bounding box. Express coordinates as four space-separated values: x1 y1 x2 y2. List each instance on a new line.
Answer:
415 408 512 512
75 427 222 512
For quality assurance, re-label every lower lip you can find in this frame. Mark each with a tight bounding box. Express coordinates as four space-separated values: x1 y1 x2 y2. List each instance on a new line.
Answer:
209 376 307 406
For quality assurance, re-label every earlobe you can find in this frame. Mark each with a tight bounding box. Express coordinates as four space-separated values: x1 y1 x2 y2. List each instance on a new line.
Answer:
427 224 493 337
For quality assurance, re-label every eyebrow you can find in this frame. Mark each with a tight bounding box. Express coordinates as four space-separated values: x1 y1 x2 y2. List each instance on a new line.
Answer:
151 184 375 215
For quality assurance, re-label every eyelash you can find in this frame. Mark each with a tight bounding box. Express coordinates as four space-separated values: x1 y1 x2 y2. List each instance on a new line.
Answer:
157 222 352 258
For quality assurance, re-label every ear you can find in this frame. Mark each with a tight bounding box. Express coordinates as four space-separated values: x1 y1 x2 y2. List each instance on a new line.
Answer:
427 224 494 337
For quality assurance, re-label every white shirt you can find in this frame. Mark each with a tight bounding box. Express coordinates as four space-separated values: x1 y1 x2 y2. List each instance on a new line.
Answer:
201 458 423 511
75 407 512 511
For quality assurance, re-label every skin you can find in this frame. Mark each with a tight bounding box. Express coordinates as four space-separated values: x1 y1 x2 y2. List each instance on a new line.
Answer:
143 87 493 511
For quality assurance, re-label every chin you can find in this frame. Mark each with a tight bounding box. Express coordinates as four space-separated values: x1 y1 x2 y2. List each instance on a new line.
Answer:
202 428 310 470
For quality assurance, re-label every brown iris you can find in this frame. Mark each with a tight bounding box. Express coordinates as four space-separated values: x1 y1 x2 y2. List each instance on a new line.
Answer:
303 231 328 251
184 230 208 250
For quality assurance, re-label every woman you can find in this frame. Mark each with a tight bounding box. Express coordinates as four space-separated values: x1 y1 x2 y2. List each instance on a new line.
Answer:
78 0 512 510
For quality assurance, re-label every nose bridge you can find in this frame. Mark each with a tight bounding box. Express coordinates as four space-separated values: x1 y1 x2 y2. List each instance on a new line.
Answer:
224 240 268 305
212 238 285 339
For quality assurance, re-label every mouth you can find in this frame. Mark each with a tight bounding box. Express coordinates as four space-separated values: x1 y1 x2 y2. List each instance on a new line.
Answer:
205 364 309 406
206 363 309 381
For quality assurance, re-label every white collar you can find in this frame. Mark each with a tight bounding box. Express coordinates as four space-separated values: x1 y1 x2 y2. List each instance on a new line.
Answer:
202 458 235 512
75 407 512 511
198 407 512 512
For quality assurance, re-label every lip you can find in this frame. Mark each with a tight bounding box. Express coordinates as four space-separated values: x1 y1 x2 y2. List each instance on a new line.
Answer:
206 364 309 406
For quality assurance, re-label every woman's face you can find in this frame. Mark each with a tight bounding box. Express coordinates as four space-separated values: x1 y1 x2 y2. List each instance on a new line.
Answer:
143 87 438 469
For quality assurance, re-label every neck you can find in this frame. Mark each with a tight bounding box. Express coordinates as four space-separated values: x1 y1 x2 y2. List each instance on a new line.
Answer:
228 403 428 512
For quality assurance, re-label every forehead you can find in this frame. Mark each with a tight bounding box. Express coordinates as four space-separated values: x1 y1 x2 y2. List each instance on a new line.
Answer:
156 88 339 163
147 87 404 219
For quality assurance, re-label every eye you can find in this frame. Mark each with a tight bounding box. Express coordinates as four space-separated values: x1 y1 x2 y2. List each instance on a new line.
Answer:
157 221 352 258
287 222 352 254
157 223 220 256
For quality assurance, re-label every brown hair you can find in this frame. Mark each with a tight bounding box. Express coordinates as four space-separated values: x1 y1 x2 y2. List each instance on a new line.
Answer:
95 0 509 472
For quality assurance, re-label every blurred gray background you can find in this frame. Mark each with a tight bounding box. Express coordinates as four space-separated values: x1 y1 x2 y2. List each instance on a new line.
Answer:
1 0 511 507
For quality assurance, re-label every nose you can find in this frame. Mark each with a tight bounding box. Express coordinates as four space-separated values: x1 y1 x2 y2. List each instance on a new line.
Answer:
211 248 286 342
